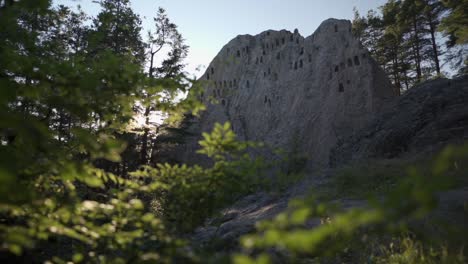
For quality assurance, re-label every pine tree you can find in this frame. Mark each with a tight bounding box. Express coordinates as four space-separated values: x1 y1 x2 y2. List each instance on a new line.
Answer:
398 0 428 82
439 0 468 46
380 0 407 93
420 0 445 76
439 0 468 74
88 0 145 64
353 0 454 90
138 7 189 165
363 9 386 63
352 7 367 41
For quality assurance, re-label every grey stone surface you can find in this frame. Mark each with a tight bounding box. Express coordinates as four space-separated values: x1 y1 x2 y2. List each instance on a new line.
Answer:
191 192 288 249
181 18 397 168
330 75 468 166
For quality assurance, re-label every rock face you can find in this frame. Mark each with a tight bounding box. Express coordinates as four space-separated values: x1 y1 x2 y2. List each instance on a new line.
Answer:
182 19 397 168
330 75 468 166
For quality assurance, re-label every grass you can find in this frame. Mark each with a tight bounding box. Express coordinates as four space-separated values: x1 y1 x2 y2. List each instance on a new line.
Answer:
370 236 467 264
317 149 468 201
316 158 412 200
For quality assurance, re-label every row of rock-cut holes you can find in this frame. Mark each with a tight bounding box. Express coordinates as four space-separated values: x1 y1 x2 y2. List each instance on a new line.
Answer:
203 79 250 98
210 79 251 107
335 54 366 93
259 36 303 60
199 89 227 106
262 68 279 81
261 35 300 51
259 47 313 72
225 24 345 71
292 52 313 70
207 25 351 100
226 46 250 58
208 53 362 97
214 79 238 89
334 55 361 73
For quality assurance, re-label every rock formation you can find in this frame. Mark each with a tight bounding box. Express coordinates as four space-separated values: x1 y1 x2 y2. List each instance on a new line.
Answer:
183 19 468 251
330 75 468 166
182 18 397 168
191 75 468 249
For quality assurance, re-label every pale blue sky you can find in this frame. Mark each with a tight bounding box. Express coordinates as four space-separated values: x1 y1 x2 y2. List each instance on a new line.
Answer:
56 0 387 77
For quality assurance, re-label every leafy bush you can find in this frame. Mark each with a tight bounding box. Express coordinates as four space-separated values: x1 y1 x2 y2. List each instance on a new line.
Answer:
0 121 266 263
132 122 267 232
234 144 468 263
0 1 204 262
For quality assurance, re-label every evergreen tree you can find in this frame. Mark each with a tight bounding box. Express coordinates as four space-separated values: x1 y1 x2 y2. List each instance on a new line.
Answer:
380 0 407 93
398 0 427 82
88 0 145 64
439 0 468 74
439 0 468 46
0 1 203 261
420 0 445 75
352 7 367 41
138 7 189 165
353 0 465 89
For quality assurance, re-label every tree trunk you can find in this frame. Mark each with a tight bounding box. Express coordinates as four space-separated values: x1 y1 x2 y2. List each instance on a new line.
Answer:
140 50 156 165
428 20 441 75
403 68 410 90
412 18 422 82
140 106 150 165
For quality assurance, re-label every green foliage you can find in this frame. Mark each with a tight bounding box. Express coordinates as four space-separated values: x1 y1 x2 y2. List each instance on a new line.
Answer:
439 0 468 47
372 236 466 264
0 0 204 262
88 0 146 64
132 122 267 232
320 158 416 200
352 0 465 89
198 122 251 160
235 144 468 263
438 0 468 74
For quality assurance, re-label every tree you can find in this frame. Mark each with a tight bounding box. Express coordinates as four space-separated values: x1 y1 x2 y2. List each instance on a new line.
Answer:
351 7 367 41
420 0 445 76
361 9 386 63
88 0 145 64
353 5 410 92
138 7 189 165
398 0 429 83
439 0 468 46
353 0 463 90
0 0 202 262
156 31 189 78
439 0 468 74
380 0 408 93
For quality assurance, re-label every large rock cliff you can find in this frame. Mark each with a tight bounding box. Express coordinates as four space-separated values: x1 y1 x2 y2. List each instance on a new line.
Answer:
182 18 397 168
181 19 468 251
